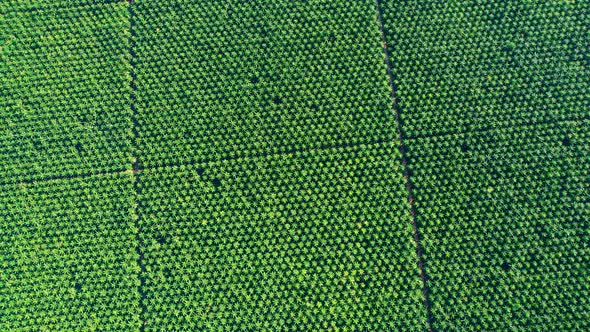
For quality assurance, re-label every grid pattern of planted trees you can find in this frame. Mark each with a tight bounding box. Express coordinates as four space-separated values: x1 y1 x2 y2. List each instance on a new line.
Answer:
1 0 588 331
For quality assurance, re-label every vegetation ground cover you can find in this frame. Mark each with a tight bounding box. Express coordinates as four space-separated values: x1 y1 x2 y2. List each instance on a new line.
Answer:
0 174 140 331
0 3 133 183
0 0 588 330
382 0 590 330
133 1 426 329
404 121 589 330
132 0 396 168
139 144 426 330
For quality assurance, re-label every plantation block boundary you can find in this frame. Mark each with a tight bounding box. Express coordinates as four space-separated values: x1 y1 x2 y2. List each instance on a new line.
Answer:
374 0 433 330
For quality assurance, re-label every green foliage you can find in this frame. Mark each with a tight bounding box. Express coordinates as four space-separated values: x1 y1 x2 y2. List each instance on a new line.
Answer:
381 0 590 329
1 0 588 330
0 3 132 183
382 0 590 138
405 121 590 330
0 174 140 331
133 0 395 168
138 143 426 331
